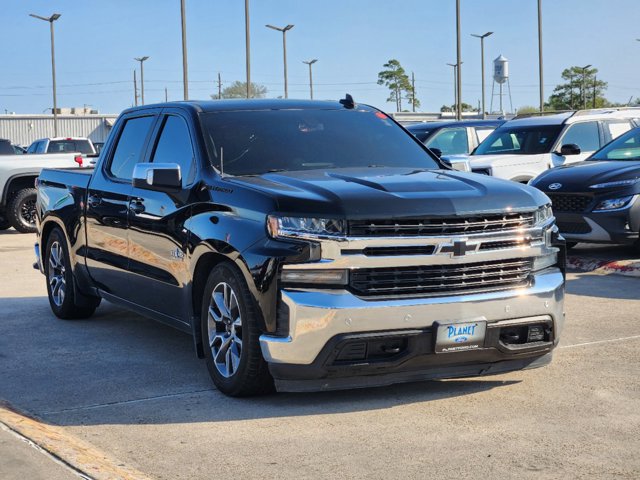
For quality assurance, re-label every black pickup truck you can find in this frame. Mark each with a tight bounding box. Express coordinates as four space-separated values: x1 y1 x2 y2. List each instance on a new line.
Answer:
35 99 566 396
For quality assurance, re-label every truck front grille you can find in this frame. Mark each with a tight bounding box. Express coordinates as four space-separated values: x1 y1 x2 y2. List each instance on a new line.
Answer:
349 258 533 297
349 213 534 237
547 194 592 213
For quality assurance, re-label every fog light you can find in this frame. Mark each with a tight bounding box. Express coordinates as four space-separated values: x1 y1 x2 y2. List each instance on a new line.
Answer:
527 325 545 342
280 269 348 285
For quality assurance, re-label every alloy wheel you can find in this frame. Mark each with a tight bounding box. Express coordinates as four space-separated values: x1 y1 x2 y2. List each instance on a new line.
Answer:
208 282 243 378
47 241 66 307
20 198 36 226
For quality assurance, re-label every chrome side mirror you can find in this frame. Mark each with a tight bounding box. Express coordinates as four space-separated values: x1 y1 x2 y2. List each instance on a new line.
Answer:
132 163 182 192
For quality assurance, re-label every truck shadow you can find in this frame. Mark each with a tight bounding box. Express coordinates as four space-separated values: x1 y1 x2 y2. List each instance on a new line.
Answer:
566 271 639 300
0 296 519 427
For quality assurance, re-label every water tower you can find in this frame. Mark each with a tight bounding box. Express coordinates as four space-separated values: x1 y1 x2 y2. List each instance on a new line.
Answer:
490 54 513 114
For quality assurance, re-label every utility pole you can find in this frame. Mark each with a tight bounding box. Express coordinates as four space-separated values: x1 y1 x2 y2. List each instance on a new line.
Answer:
455 0 462 120
133 70 138 106
581 64 592 110
302 59 317 99
593 75 597 108
217 72 222 99
411 71 416 112
471 32 493 119
568 72 573 109
180 0 189 100
266 24 294 98
134 56 149 105
447 63 459 114
537 0 544 112
165 87 168 102
245 0 251 98
30 13 61 137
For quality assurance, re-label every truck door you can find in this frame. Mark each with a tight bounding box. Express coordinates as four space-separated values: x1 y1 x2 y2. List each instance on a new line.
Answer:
85 113 158 299
126 112 197 323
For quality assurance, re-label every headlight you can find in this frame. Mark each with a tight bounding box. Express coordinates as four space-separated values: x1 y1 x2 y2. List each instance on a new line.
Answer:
280 269 348 285
592 196 635 212
589 179 639 189
267 215 346 239
533 204 553 225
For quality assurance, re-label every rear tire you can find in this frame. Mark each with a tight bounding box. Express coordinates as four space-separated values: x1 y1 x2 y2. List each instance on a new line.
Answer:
7 188 37 233
200 262 273 397
45 228 101 319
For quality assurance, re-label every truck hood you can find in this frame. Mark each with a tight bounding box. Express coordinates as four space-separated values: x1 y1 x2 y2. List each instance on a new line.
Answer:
531 160 640 192
468 153 548 169
227 167 548 218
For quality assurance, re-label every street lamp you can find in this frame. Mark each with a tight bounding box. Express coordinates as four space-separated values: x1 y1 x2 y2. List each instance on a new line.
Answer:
537 0 544 112
245 0 251 98
471 32 493 119
266 24 294 98
455 0 462 120
134 56 150 105
180 0 188 100
29 12 61 137
302 59 318 99
580 64 592 110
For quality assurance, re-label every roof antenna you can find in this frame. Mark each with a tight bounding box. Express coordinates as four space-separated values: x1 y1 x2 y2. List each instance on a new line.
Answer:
340 93 355 109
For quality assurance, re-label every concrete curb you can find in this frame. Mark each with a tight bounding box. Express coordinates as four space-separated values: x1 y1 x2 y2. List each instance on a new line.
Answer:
567 255 640 278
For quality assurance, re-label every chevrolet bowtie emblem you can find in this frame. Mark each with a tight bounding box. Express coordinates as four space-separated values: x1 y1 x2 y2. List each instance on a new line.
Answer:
439 240 479 257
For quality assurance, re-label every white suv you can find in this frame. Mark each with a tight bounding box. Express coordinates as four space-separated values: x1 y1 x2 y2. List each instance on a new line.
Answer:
464 109 639 183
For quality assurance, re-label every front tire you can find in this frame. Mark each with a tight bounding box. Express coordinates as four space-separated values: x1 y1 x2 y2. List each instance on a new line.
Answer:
7 188 37 233
201 262 273 396
45 228 100 319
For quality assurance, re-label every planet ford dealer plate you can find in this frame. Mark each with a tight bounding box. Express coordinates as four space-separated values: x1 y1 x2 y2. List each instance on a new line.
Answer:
435 321 487 353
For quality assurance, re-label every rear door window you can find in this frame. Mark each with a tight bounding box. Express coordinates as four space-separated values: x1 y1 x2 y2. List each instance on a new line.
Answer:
150 115 195 186
605 121 633 143
107 116 156 181
560 121 600 152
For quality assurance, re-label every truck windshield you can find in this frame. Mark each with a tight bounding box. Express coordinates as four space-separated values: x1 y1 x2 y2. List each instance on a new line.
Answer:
47 140 94 154
200 109 439 176
474 125 562 156
588 127 640 161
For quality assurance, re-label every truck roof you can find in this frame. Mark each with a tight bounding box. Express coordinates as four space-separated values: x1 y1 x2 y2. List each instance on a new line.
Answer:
506 107 640 128
406 119 504 132
121 99 378 116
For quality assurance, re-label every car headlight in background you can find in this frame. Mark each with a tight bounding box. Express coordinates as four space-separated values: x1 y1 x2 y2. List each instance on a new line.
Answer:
589 179 638 189
592 195 635 212
267 215 346 239
533 204 553 225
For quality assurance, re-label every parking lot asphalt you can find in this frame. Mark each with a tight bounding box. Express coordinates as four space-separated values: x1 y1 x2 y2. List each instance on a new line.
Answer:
1 231 639 479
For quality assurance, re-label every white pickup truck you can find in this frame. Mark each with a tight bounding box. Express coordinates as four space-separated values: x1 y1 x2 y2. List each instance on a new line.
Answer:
456 109 640 183
0 150 93 232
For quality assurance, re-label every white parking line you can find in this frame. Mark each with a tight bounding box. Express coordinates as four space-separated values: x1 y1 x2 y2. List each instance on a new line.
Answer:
560 335 640 349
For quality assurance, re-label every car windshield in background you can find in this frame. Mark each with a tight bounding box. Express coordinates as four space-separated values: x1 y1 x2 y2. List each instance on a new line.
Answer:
474 125 563 155
200 109 439 176
407 127 434 143
47 140 94 154
589 128 640 161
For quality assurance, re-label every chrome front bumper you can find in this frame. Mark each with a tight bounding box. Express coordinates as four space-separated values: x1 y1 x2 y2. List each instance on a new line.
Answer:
260 268 565 365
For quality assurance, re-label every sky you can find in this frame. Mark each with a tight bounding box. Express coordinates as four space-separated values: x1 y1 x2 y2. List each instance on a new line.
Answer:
1 0 639 115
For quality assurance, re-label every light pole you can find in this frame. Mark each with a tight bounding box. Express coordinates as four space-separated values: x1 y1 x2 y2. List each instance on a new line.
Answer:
134 56 149 105
29 13 61 137
447 63 460 114
455 0 462 120
471 32 493 119
302 59 317 99
266 24 294 98
180 0 188 100
245 0 251 98
580 64 592 110
537 0 544 112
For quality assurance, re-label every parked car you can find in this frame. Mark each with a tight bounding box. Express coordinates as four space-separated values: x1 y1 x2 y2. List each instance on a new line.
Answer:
13 144 27 154
531 126 640 249
461 109 639 183
406 120 504 157
0 151 93 232
0 139 15 155
36 99 565 396
26 137 96 155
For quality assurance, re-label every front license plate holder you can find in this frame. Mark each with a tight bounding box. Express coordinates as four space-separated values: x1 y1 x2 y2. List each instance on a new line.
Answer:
434 321 487 353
